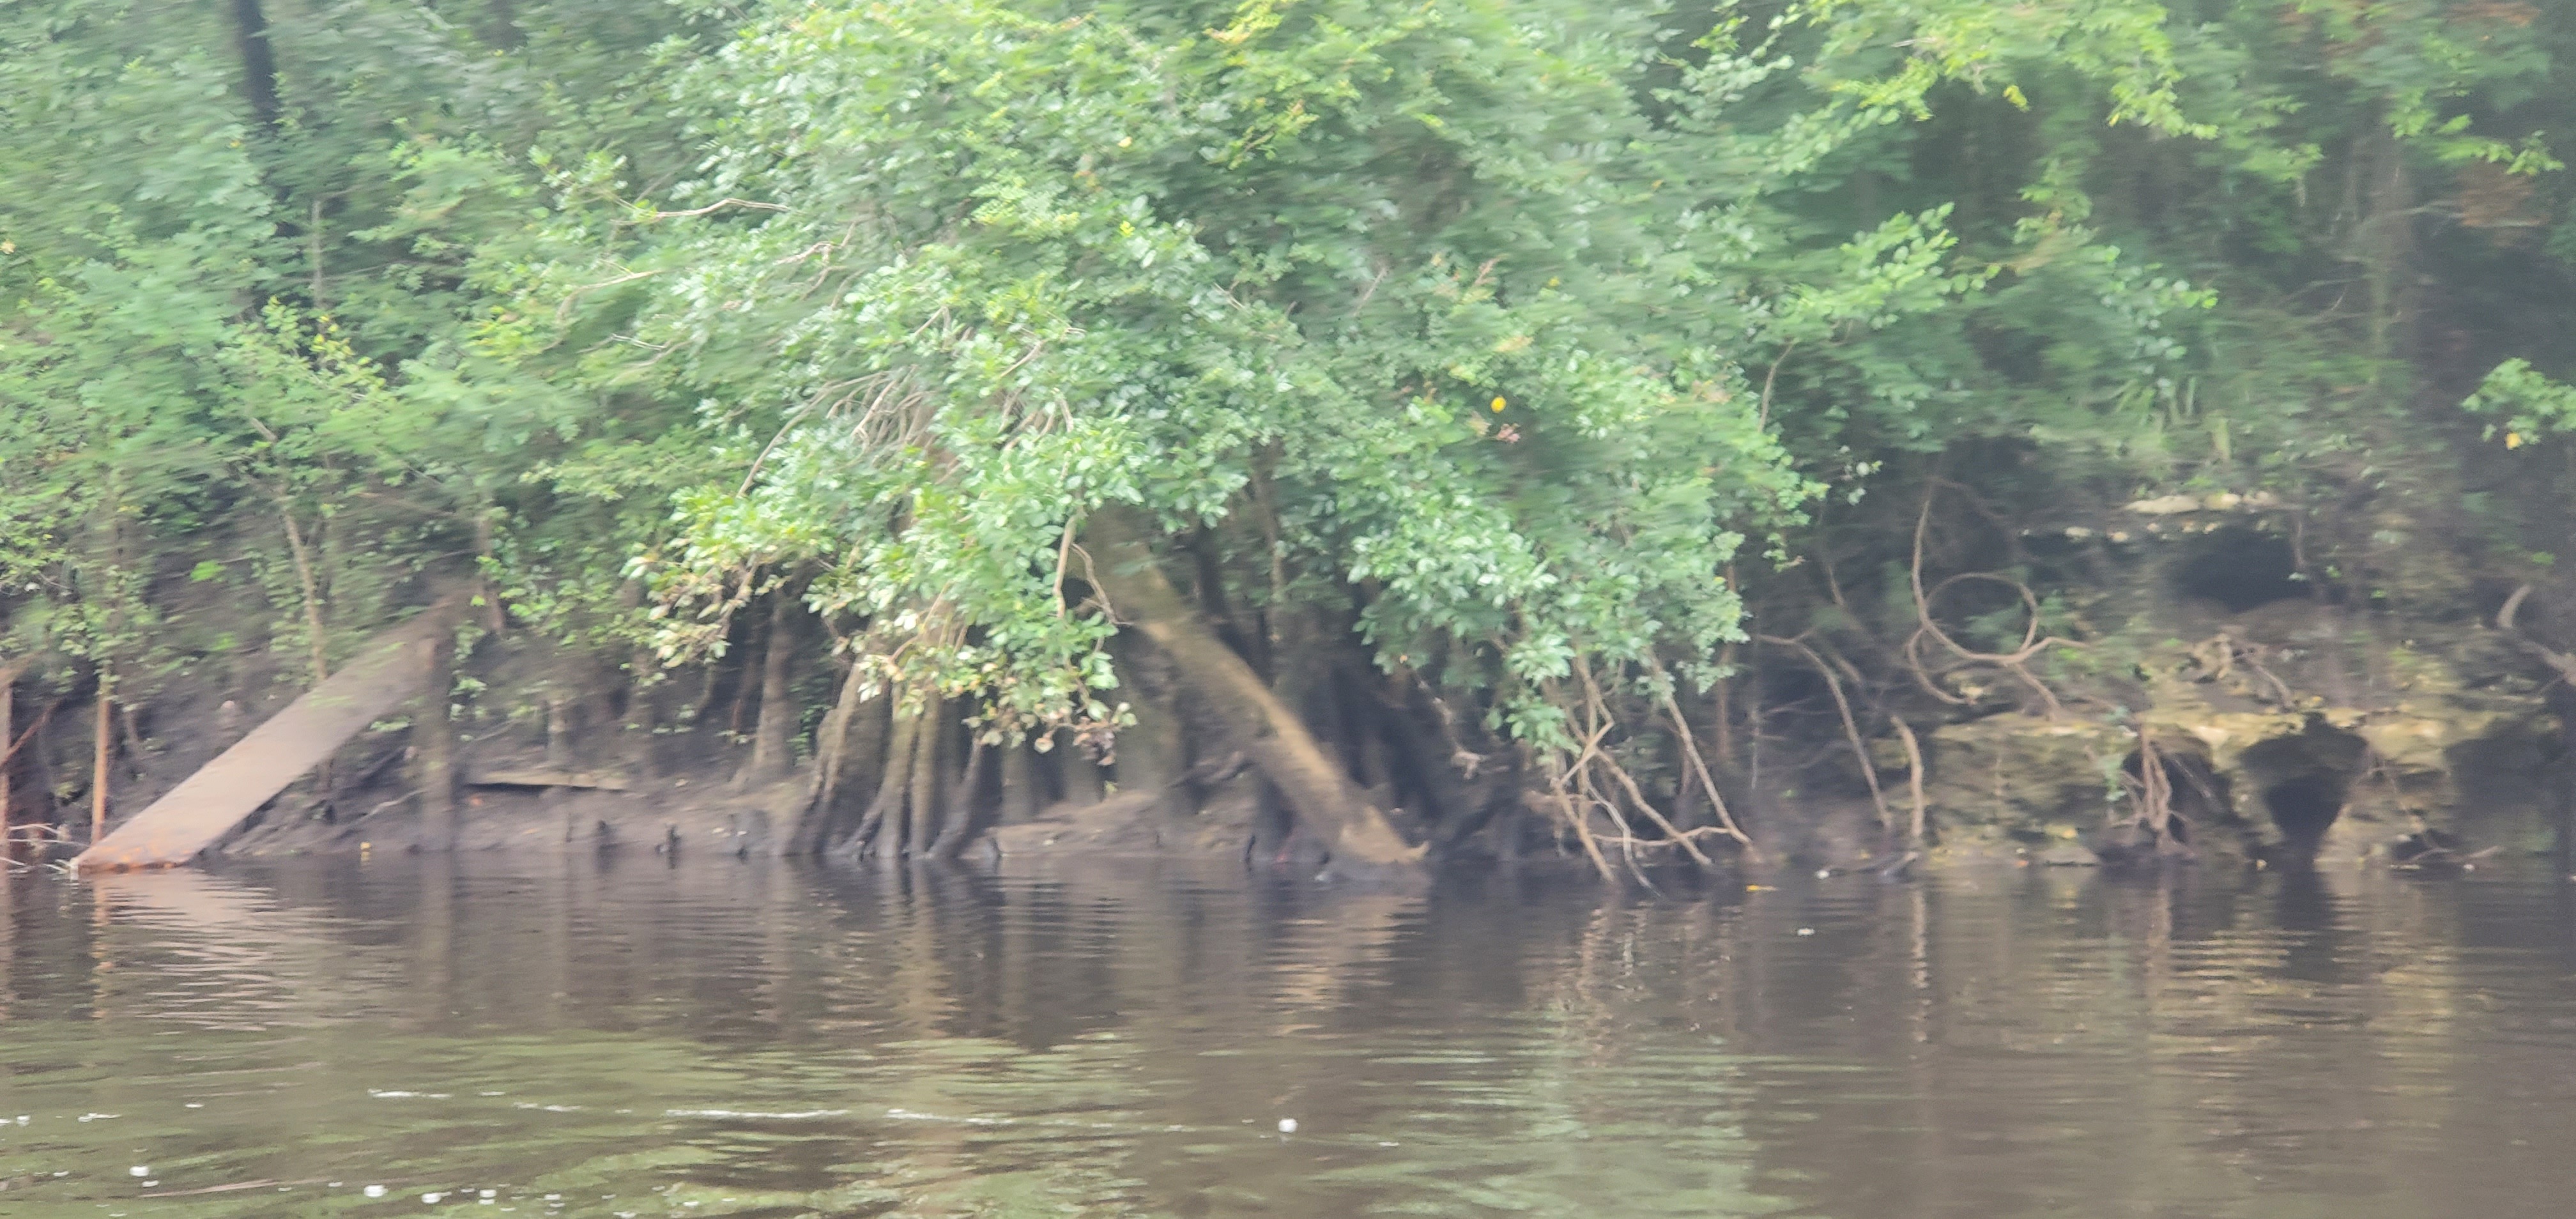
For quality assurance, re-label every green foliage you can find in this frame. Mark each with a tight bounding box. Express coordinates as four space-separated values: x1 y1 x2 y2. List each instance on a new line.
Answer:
509 0 2294 750
4 0 2574 775
2462 358 2576 444
0 0 712 673
523 0 1814 746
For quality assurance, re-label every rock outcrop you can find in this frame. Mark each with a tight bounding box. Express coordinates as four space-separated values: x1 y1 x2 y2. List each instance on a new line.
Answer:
1922 585 2556 863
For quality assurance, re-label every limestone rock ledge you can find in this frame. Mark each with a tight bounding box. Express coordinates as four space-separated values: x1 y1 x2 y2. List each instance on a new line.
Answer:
1921 611 2556 863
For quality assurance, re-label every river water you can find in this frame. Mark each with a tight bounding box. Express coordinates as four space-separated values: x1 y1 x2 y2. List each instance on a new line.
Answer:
3 855 2574 1217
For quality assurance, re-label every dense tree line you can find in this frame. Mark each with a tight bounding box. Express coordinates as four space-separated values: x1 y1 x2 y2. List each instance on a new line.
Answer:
4 1 2572 871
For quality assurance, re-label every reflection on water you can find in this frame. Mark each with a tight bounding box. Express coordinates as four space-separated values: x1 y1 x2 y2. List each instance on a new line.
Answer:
4 855 2576 1216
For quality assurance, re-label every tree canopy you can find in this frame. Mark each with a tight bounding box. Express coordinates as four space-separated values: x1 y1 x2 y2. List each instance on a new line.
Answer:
5 0 2573 866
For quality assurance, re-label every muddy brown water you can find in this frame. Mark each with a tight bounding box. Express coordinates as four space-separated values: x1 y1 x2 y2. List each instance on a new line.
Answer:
4 855 2576 1217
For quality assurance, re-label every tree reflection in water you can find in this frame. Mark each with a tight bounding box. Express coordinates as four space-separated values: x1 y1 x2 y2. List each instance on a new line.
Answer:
1 859 2573 1216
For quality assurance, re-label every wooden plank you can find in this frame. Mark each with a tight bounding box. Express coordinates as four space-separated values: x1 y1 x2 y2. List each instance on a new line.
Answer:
464 766 634 791
73 598 464 872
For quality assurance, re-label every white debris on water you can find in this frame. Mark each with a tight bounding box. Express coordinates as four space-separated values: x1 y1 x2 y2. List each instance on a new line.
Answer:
1796 928 1816 936
423 1192 447 1204
667 1108 850 1120
1277 1118 1298 1133
365 1184 388 1197
129 1166 150 1177
882 1107 1004 1124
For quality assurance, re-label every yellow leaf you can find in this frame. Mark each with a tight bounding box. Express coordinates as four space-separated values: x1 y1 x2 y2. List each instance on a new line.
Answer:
2507 431 2525 449
1491 396 1506 412
2003 84 2028 111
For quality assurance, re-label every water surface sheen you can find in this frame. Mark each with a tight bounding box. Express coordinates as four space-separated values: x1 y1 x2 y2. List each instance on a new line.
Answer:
3 856 2574 1217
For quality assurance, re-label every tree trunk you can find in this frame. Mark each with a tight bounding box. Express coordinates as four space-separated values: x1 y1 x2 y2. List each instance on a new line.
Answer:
931 737 990 859
799 661 889 854
227 0 280 130
2549 684 2576 875
1057 732 1107 806
483 0 523 49
1711 643 1740 768
0 664 17 851
90 675 112 845
999 739 1042 824
2361 122 2420 366
1380 691 1511 848
1188 530 1268 675
1269 604 1344 768
1084 507 1424 871
412 631 458 850
29 693 57 839
847 706 923 859
737 592 793 783
542 689 574 839
899 694 944 856
1109 640 1184 802
618 579 660 779
1343 669 1400 810
623 648 663 780
740 593 800 785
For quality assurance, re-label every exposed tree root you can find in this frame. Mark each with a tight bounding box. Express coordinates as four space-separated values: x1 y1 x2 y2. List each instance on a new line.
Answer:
2499 583 2576 685
1891 717 1929 848
1764 634 1892 832
1907 487 2078 718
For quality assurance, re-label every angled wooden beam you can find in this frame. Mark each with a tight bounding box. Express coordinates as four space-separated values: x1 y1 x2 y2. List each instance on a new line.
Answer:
73 595 469 872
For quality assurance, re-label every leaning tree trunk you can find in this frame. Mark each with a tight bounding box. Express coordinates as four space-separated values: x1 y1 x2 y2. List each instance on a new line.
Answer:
1084 507 1424 872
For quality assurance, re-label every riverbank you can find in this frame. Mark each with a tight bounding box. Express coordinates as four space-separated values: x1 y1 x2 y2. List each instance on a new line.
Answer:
8 528 2566 876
